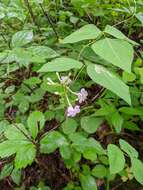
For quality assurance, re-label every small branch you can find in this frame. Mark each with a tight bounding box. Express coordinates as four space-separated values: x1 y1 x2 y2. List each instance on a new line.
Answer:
39 3 59 40
24 0 41 32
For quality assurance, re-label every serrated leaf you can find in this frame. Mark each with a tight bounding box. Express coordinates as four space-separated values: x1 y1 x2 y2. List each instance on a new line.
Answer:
119 139 138 159
131 158 143 185
62 24 101 44
92 38 134 72
4 124 29 140
11 169 21 185
12 30 33 47
87 64 131 104
38 57 83 72
108 144 125 174
27 111 45 139
0 140 18 158
0 163 13 180
15 143 36 169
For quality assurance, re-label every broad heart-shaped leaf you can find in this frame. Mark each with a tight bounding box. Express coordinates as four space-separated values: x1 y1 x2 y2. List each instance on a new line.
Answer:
81 116 103 134
107 144 125 174
11 30 33 47
87 64 131 105
131 158 143 185
119 139 138 159
79 174 97 190
61 24 102 44
38 57 83 72
15 143 36 169
104 25 138 45
27 111 45 139
92 38 134 72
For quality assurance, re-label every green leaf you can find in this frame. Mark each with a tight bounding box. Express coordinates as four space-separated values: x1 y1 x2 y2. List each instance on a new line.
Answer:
15 143 36 169
0 163 13 180
27 46 59 60
62 24 101 44
135 13 143 25
131 158 143 185
111 112 123 133
11 169 21 185
119 139 138 159
81 116 103 134
80 174 97 190
18 100 29 114
0 120 9 134
92 38 134 72
122 71 136 82
4 124 29 140
107 144 125 174
61 118 78 135
87 64 131 104
12 30 33 47
40 131 67 154
24 77 41 86
92 165 107 178
0 140 18 158
83 149 97 161
60 145 72 159
38 57 83 72
104 25 138 45
119 107 143 116
27 111 45 139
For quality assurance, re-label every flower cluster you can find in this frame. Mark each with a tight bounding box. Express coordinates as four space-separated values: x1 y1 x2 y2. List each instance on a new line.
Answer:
67 105 80 117
67 88 88 117
60 76 72 85
77 88 88 104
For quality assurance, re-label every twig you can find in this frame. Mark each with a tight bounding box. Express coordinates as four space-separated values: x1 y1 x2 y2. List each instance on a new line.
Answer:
24 0 41 32
39 3 59 40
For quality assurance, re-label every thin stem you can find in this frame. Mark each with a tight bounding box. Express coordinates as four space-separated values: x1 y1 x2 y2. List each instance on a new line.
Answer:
24 0 41 32
39 3 59 40
106 180 110 190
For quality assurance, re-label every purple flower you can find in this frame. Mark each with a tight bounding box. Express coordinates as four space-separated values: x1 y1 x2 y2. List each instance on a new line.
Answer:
67 105 80 117
61 76 72 85
77 88 88 103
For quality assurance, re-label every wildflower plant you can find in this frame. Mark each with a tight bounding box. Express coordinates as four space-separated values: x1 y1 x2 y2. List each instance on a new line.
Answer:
0 0 143 190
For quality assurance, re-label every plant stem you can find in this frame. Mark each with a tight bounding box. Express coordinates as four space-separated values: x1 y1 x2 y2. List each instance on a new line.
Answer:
39 3 59 40
24 0 41 32
106 180 110 190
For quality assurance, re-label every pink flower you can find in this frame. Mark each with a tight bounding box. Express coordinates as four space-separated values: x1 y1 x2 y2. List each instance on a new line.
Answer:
67 105 80 117
77 88 88 103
